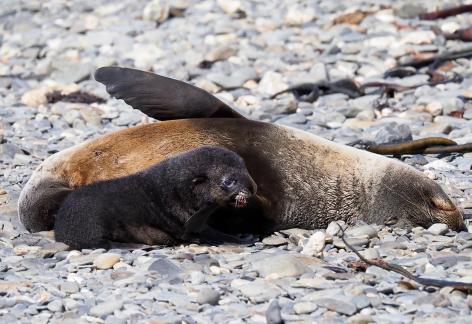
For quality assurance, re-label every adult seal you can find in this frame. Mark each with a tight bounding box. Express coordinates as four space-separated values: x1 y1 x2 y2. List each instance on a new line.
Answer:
54 146 257 249
18 67 466 235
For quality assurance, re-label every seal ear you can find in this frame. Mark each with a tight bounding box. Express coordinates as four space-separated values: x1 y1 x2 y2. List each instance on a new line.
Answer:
94 67 245 120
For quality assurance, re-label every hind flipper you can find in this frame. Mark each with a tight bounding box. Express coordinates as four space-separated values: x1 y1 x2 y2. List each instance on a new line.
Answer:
94 67 244 120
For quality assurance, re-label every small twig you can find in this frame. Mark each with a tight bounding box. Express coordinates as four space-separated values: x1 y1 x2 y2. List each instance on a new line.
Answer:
360 81 412 93
338 223 472 291
270 79 362 102
399 48 472 70
444 26 472 42
419 4 472 20
366 137 457 155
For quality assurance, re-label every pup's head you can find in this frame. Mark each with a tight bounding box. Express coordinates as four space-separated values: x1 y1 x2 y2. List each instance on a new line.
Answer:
168 146 257 210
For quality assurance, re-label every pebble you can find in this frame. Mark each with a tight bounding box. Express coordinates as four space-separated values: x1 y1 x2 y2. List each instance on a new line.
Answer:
142 0 170 23
2 0 472 322
196 287 220 306
312 298 357 316
427 223 449 236
147 258 182 278
207 67 257 90
265 299 283 324
361 248 380 259
293 302 318 314
284 6 316 26
89 300 124 317
252 254 311 278
217 0 243 16
234 279 282 302
258 71 288 95
326 221 343 236
93 253 121 270
262 234 288 246
47 300 63 313
345 224 378 239
301 231 326 256
60 281 80 294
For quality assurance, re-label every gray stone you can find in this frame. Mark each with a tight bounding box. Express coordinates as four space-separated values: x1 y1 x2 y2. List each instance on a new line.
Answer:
361 248 380 259
234 279 282 302
143 0 170 23
93 253 121 269
312 298 357 315
62 109 82 125
301 231 326 256
262 234 288 246
0 143 24 159
293 302 317 314
326 221 342 236
147 258 182 277
207 67 257 90
114 112 142 126
374 123 412 144
196 287 220 305
253 254 311 278
265 299 283 324
427 223 449 235
345 224 378 239
90 300 124 317
275 113 307 125
189 271 205 285
263 98 298 115
394 3 425 19
47 300 64 312
60 281 80 294
51 61 92 83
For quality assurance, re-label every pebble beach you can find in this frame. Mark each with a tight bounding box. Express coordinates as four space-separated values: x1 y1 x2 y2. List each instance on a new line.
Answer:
1 0 472 323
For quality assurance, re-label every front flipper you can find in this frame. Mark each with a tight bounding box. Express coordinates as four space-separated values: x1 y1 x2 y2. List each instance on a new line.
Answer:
183 204 219 237
94 67 244 120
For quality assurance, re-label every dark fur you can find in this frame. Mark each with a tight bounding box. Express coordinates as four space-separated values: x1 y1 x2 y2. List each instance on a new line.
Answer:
54 146 256 249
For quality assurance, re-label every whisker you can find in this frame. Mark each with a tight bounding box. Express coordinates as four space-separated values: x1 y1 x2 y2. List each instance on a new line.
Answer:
378 181 425 213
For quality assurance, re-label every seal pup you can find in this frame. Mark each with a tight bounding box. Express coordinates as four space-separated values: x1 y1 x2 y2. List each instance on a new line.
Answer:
19 67 466 233
53 146 257 249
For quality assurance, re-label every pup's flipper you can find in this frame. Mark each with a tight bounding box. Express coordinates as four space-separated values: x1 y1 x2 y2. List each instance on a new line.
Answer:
183 204 219 235
94 67 245 120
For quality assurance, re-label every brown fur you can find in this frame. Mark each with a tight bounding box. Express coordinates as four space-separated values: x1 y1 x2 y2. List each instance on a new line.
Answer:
19 118 466 233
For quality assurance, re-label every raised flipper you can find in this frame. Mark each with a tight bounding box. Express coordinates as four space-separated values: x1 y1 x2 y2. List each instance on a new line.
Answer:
94 67 245 120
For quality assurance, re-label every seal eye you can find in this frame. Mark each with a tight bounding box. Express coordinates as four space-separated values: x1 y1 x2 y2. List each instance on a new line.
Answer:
222 178 237 190
192 176 207 185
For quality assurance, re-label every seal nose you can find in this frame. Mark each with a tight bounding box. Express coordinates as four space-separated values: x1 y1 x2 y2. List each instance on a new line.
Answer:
431 198 467 231
458 222 468 232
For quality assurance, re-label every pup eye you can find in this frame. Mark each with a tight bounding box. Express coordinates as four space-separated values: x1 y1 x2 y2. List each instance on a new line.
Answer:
192 176 207 185
222 178 237 189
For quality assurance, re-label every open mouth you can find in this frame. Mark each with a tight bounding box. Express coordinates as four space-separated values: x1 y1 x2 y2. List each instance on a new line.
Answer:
230 192 249 208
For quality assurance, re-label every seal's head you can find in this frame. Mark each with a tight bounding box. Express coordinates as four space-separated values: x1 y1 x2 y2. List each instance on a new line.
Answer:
164 146 257 211
374 164 466 231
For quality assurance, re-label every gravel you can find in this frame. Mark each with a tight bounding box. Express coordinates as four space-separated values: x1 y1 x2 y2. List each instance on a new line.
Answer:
1 0 472 322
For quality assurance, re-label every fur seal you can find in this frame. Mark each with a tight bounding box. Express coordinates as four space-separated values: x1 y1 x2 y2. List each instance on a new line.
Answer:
54 146 256 249
18 67 466 235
